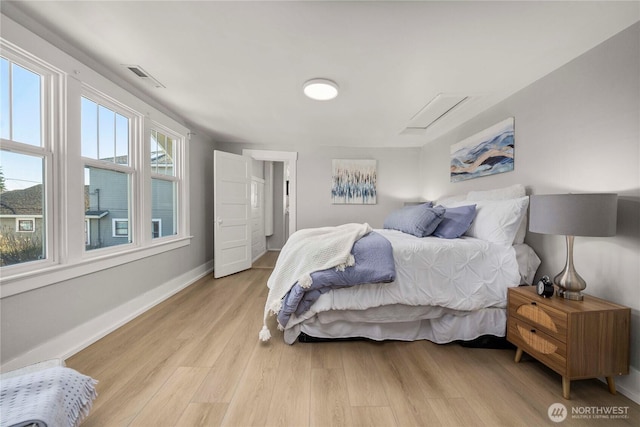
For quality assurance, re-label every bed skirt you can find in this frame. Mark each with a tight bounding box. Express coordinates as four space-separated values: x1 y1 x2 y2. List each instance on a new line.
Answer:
284 306 506 345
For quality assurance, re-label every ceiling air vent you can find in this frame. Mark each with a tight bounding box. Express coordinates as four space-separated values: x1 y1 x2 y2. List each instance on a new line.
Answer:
402 94 469 134
123 64 165 88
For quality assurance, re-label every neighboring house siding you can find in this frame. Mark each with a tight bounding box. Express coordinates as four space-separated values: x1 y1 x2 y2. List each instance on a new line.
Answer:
85 169 175 247
152 179 175 238
0 217 44 235
86 169 129 248
0 185 45 265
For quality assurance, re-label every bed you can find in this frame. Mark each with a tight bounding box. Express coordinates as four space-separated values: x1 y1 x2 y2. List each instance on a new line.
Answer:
262 184 541 345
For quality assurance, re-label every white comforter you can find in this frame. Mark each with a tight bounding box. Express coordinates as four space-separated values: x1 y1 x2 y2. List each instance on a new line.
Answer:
285 229 521 332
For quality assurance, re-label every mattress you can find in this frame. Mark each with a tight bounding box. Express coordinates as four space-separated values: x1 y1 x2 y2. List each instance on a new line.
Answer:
283 228 540 344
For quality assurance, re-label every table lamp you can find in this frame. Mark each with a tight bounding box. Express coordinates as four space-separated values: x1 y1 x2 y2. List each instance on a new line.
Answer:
529 193 618 300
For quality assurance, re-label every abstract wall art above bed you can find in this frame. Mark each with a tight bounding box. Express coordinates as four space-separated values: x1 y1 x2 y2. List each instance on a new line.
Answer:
450 117 515 182
331 159 377 204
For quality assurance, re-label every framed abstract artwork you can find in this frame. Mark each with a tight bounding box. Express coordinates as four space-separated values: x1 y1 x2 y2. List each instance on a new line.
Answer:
450 117 515 182
331 159 377 204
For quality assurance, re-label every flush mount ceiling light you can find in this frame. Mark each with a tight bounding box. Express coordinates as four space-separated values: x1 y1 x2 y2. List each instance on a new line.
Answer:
303 78 339 101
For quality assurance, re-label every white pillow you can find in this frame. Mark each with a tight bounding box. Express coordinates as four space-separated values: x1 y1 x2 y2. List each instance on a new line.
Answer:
467 184 526 201
467 184 528 244
448 196 529 246
436 194 467 207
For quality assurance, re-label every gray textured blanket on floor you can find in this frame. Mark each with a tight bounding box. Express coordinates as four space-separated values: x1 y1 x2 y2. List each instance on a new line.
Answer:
277 231 396 328
0 366 97 427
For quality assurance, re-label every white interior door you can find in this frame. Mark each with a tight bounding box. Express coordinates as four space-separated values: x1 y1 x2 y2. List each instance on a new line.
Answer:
214 150 252 278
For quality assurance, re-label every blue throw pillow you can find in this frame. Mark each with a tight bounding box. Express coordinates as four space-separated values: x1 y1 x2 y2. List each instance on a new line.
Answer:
383 203 445 237
433 204 477 239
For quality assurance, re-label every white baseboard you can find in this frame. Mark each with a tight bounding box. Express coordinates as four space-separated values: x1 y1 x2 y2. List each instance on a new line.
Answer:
0 259 213 373
252 250 267 263
607 366 640 405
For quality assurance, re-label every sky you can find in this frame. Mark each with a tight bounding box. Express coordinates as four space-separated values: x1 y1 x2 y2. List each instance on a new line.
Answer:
1 57 43 191
1 57 134 192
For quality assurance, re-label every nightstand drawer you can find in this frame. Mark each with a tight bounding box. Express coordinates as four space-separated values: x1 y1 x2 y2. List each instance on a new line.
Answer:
508 318 567 375
508 291 567 340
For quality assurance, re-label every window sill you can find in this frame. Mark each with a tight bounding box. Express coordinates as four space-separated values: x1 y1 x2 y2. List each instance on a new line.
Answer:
0 236 193 298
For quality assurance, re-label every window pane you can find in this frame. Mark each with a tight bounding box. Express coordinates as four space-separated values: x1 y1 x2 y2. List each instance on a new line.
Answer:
150 130 158 174
151 219 161 238
151 130 175 176
81 97 129 165
98 105 115 161
81 97 98 159
115 113 128 164
84 166 130 250
113 219 128 236
152 178 176 238
0 150 46 266
18 219 34 232
163 136 175 174
1 58 9 140
11 62 41 146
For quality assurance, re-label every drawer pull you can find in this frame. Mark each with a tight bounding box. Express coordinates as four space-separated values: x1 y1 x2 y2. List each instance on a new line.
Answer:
531 302 537 306
530 329 536 333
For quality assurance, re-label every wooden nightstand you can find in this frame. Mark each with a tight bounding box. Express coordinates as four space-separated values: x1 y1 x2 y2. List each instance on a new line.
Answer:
507 286 630 399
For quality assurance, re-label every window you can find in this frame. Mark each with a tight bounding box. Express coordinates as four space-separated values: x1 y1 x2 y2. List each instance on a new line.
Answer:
81 97 129 164
0 54 50 268
152 219 162 238
1 57 42 146
82 95 133 250
1 34 190 296
150 129 174 176
112 219 129 237
150 129 178 239
17 219 34 232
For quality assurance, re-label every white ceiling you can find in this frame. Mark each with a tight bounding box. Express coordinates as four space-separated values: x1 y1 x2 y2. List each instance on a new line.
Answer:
3 1 639 148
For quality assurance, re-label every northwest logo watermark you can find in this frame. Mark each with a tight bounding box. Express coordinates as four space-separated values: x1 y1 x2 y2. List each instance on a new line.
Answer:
548 403 567 423
548 403 630 422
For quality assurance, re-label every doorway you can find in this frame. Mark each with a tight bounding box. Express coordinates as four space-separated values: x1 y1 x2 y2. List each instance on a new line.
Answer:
265 161 288 250
242 150 297 244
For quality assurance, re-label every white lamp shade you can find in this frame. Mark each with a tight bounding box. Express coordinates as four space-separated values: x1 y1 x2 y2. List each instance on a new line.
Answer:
529 193 617 237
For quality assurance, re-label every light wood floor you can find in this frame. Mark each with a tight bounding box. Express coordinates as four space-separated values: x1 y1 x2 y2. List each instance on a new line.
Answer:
67 252 639 426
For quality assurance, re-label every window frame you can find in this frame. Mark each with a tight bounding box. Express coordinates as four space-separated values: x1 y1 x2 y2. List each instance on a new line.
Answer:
0 33 191 298
148 124 183 242
112 218 129 238
16 218 36 232
0 42 59 275
80 86 139 255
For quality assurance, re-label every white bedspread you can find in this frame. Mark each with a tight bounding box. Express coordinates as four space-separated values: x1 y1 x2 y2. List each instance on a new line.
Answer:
285 229 522 334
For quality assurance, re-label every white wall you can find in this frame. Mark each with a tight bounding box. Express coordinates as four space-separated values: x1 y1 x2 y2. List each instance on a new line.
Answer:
0 13 217 369
420 23 639 400
219 142 422 230
1 131 215 369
